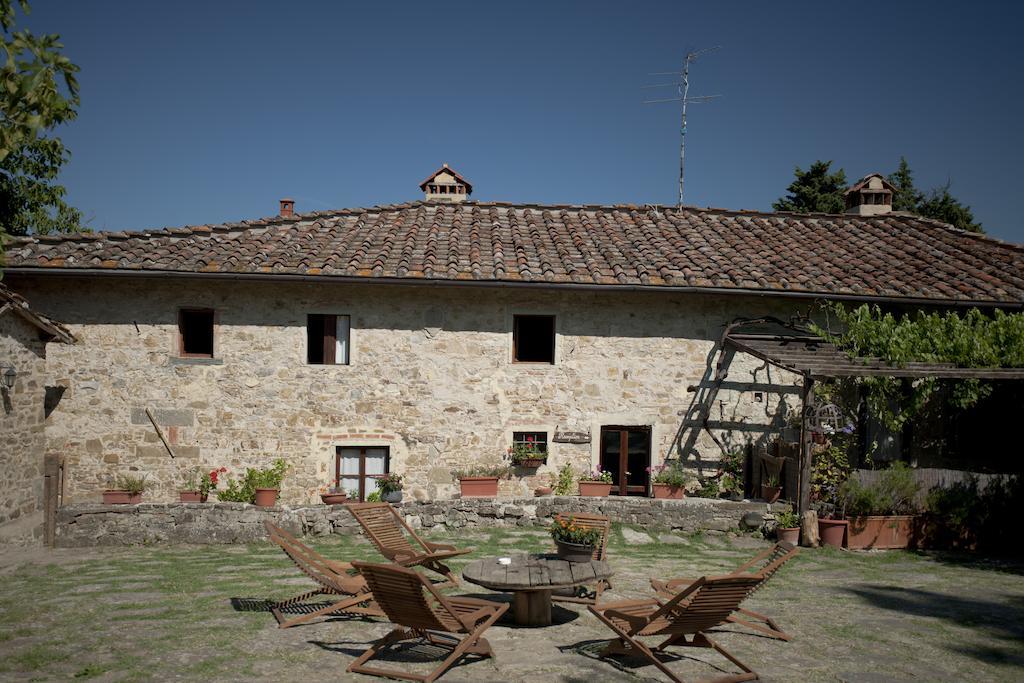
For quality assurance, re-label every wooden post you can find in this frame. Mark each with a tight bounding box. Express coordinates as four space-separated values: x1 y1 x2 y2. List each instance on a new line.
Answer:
43 453 62 548
797 376 815 516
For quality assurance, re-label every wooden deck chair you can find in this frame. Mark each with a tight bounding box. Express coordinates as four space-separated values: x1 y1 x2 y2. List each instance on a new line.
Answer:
650 540 799 641
347 561 508 683
550 512 612 604
347 502 470 587
263 521 382 628
589 575 763 683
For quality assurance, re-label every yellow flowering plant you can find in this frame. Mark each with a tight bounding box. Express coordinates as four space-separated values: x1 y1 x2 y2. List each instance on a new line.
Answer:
549 515 602 546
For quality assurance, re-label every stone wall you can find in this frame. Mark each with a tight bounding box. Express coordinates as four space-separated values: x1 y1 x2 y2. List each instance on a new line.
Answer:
8 275 803 506
54 496 786 547
0 311 49 530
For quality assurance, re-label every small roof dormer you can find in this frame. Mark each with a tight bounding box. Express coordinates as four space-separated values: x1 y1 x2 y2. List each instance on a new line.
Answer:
420 163 472 203
844 173 895 216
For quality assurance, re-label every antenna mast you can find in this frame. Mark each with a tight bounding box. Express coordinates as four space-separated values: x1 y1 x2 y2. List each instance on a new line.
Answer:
644 46 721 206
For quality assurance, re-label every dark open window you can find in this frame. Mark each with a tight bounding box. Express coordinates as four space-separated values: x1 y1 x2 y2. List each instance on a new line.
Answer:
308 314 350 365
513 315 555 363
178 309 214 358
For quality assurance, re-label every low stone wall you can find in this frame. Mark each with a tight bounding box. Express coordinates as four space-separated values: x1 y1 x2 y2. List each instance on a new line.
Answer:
54 496 787 547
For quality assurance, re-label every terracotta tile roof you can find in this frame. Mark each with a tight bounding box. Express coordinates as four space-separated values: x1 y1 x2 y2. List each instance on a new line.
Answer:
4 201 1023 305
0 282 75 343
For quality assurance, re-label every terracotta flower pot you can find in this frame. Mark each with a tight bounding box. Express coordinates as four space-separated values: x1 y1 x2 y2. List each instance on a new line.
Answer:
652 483 685 499
320 492 348 505
514 458 546 469
253 488 280 507
578 481 612 497
534 486 553 497
459 477 499 498
777 527 800 545
846 515 916 549
179 491 208 503
818 518 849 548
555 539 595 563
102 490 141 505
760 485 782 504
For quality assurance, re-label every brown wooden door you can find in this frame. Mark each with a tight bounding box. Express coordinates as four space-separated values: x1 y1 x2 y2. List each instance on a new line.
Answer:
599 426 651 496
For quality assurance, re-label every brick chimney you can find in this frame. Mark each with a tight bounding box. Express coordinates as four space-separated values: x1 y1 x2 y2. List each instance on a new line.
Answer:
279 198 295 217
844 174 894 216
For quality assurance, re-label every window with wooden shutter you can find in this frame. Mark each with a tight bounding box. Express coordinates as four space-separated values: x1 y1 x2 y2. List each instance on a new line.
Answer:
307 314 350 365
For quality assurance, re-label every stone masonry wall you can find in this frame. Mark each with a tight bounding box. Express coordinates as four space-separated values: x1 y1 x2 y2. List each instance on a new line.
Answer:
9 276 803 505
0 312 49 528
54 496 786 547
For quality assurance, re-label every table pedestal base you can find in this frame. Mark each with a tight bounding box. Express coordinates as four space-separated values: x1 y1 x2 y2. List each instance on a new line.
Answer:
513 589 552 626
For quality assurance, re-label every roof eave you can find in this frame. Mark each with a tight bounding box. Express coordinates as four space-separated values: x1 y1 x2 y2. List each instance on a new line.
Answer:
3 266 1020 310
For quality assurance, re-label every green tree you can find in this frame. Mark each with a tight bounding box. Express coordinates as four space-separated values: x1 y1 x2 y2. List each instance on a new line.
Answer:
886 156 923 212
772 160 847 214
916 182 983 233
0 0 81 241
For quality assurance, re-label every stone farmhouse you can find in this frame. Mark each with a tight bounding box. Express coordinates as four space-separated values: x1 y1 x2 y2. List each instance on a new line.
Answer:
1 167 1023 524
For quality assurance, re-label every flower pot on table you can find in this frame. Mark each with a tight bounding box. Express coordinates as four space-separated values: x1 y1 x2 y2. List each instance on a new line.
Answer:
555 539 596 563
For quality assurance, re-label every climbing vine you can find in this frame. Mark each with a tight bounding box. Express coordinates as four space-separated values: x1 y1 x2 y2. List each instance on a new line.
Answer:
811 303 1024 430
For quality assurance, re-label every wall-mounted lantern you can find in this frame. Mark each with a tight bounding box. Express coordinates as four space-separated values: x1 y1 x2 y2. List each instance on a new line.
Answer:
1 366 17 390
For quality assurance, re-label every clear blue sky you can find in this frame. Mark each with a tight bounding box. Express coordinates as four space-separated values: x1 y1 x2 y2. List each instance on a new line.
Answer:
24 1 1024 242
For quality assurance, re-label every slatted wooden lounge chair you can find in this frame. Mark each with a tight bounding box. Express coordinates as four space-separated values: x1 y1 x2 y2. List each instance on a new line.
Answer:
589 575 763 683
263 521 382 628
650 540 799 640
550 512 612 604
347 561 508 683
347 502 470 587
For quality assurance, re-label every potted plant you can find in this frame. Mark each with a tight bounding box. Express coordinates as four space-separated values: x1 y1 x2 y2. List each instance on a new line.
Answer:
319 478 349 505
179 466 225 502
550 515 602 562
811 443 852 548
718 449 745 500
839 463 920 549
375 473 404 503
760 471 782 504
508 436 547 469
578 469 613 497
775 509 801 545
453 464 509 498
215 459 288 507
649 462 691 499
102 474 147 504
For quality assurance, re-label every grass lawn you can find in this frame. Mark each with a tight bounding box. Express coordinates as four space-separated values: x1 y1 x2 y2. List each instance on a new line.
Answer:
0 526 1022 682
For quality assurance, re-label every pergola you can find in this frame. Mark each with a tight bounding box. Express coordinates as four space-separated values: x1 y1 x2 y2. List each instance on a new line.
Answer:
706 318 1024 514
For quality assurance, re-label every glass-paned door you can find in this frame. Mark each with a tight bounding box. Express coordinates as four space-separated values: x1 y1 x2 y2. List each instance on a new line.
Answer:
599 426 651 495
336 446 389 501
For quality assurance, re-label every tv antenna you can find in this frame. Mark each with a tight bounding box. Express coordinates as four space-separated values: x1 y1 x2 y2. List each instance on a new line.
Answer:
644 46 721 206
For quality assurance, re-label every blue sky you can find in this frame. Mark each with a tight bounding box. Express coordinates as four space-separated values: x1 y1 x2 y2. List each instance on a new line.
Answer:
23 1 1024 242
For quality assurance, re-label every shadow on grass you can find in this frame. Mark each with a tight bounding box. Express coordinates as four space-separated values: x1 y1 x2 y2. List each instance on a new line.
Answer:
844 584 1024 667
912 550 1024 577
560 637 739 680
310 637 494 677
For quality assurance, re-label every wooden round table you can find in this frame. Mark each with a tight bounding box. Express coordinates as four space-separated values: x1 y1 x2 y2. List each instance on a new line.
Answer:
462 553 613 627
